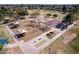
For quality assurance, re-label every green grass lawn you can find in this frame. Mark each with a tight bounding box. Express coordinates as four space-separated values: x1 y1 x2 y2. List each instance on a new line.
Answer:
0 26 5 38
0 31 4 37
66 27 79 53
0 26 14 43
0 26 5 52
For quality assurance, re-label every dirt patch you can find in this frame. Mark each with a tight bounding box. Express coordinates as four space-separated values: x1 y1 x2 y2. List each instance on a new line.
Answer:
63 33 77 44
6 46 23 54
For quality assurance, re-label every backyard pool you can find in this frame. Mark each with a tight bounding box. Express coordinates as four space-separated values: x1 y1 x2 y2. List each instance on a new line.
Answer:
0 38 9 45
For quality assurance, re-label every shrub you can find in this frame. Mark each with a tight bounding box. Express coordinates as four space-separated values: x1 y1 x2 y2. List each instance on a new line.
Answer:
53 14 58 17
46 13 51 17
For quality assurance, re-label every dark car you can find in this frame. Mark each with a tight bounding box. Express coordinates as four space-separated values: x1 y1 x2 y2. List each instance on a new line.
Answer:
56 23 65 28
14 33 25 38
56 22 67 31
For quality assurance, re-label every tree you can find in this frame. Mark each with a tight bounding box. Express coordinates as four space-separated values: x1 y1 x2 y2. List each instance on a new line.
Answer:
53 14 58 17
46 13 51 17
71 5 79 20
18 10 29 16
62 5 67 12
0 45 3 51
63 13 73 27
